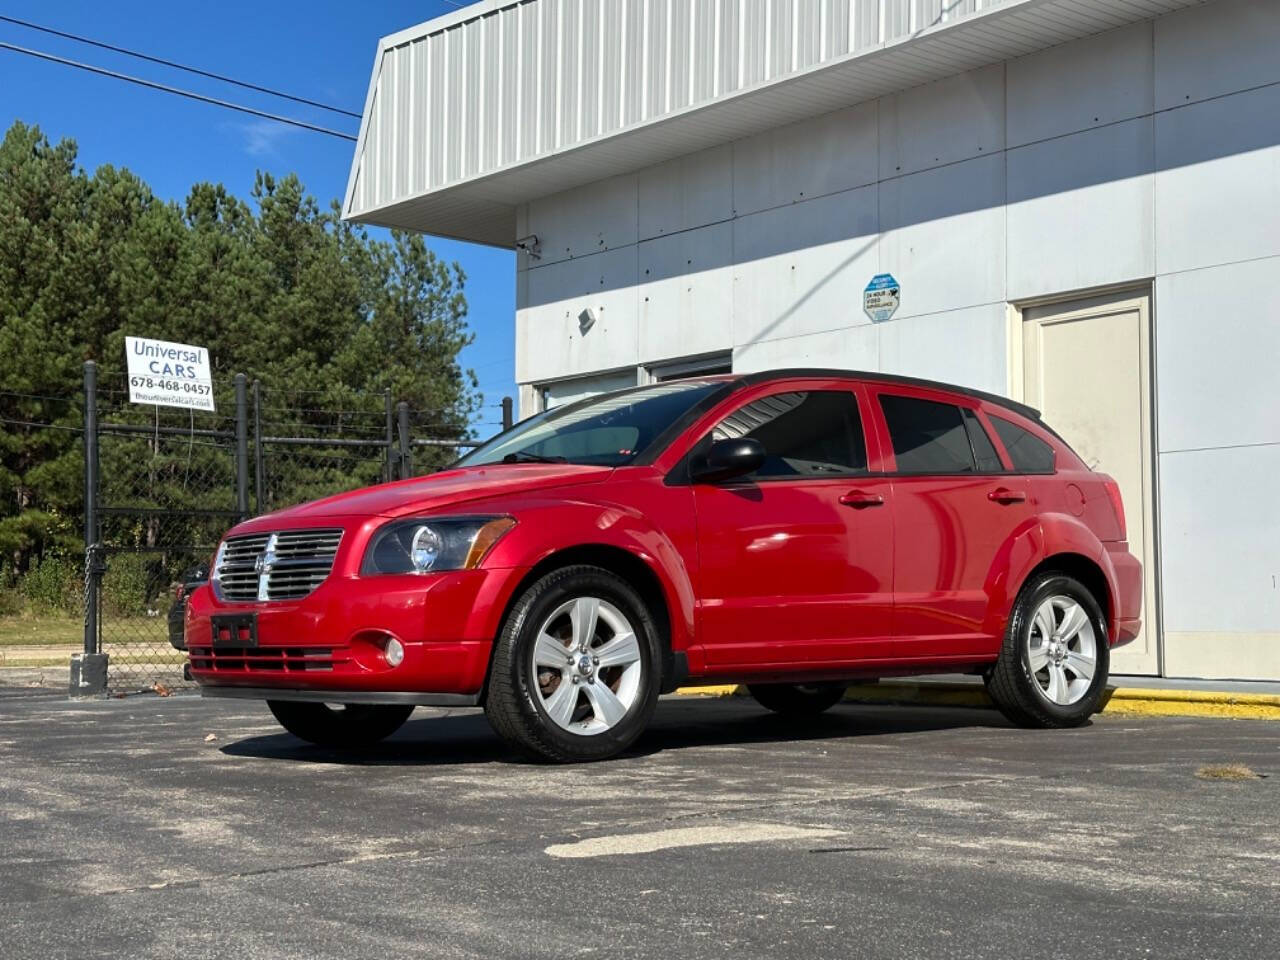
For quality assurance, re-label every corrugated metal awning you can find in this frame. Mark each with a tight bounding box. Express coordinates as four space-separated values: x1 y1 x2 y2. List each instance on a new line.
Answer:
344 0 1199 247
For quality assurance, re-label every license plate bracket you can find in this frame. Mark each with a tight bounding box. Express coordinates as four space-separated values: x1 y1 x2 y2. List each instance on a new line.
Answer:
210 613 258 648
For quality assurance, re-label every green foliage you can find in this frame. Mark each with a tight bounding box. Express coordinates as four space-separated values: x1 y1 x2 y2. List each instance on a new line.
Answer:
19 556 80 616
0 586 26 617
101 553 150 618
0 120 479 580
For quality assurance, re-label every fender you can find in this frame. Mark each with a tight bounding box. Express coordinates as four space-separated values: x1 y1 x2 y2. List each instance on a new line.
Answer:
989 511 1122 642
468 492 698 655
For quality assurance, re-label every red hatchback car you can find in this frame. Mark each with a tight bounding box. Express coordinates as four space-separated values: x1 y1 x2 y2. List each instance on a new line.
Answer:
187 370 1141 761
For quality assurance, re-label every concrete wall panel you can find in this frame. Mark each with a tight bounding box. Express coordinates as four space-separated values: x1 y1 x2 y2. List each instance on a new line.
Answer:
877 303 1008 396
1154 257 1280 454
1154 0 1280 112
731 101 879 217
526 175 639 265
1007 118 1154 301
731 185 879 347
878 64 1005 179
638 223 735 362
1154 84 1280 276
637 145 733 241
734 324 879 374
879 154 1006 319
518 247 639 381
1159 443 1280 635
1007 22 1153 149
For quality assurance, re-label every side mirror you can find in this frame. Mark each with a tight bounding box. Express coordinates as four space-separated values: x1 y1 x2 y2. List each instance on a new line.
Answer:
690 438 766 483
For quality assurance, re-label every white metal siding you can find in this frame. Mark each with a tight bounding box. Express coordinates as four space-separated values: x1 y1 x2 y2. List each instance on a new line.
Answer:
346 0 1204 243
348 0 1027 219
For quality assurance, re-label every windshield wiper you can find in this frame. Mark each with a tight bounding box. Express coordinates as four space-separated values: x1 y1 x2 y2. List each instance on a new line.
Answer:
500 452 568 464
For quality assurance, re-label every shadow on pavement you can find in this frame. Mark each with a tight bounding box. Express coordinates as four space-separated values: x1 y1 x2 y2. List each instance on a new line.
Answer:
219 698 1013 766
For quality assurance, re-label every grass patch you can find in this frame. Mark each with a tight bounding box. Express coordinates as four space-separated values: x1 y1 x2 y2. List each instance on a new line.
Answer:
0 616 82 647
1195 764 1261 781
0 616 173 647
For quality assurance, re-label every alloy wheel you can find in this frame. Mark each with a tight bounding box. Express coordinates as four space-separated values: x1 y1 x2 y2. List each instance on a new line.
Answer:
530 596 643 735
1026 595 1098 706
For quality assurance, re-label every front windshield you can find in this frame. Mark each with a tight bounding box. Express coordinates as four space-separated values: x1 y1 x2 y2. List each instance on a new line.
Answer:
457 380 726 467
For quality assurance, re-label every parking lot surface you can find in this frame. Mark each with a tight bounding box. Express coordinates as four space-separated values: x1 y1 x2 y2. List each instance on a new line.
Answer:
0 687 1276 959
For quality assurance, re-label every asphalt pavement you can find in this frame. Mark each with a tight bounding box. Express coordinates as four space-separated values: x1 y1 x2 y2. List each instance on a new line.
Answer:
0 686 1275 959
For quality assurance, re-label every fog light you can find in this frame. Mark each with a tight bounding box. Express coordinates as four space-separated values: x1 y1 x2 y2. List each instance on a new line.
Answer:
384 637 405 667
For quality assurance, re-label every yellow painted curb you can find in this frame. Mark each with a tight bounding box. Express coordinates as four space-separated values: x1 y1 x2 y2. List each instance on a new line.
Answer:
672 684 740 698
673 681 1280 720
1101 687 1280 720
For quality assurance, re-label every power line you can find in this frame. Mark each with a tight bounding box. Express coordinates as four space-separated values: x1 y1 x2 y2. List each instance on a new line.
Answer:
0 41 357 142
0 14 361 119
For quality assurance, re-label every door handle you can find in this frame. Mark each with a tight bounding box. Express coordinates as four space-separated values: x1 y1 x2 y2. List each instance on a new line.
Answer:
988 488 1026 505
840 490 885 508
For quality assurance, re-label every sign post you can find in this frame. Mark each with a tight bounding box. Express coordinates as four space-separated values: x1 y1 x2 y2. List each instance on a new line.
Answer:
863 273 901 323
125 336 215 411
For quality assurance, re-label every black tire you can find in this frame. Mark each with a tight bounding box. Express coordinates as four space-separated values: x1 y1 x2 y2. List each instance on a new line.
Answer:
747 682 847 716
985 572 1110 728
484 565 663 763
267 700 414 748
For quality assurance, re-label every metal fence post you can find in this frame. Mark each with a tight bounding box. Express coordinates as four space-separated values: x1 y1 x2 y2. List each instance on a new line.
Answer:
501 396 514 431
397 401 411 479
234 374 249 520
71 360 108 697
252 379 265 513
383 389 394 483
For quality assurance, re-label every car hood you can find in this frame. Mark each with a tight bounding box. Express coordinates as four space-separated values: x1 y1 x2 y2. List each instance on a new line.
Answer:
248 463 614 525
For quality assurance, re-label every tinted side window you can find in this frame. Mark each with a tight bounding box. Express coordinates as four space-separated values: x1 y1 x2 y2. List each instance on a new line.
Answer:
711 391 867 477
879 394 975 474
963 409 1004 473
990 416 1056 473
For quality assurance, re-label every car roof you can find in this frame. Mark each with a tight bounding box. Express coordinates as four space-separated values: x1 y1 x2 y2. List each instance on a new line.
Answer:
729 368 1044 424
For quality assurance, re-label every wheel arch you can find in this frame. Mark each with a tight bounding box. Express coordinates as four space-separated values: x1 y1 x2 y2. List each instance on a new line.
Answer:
1019 552 1112 626
482 543 678 699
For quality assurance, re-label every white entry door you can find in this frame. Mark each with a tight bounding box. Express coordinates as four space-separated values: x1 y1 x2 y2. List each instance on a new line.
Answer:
1017 291 1158 676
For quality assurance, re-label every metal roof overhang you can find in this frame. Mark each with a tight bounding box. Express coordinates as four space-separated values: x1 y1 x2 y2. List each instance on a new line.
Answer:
344 0 1199 247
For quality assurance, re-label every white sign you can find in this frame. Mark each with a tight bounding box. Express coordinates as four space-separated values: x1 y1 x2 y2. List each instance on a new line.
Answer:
863 273 901 323
125 336 215 411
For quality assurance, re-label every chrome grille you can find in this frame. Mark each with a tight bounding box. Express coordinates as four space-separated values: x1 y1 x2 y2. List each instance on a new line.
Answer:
215 528 342 602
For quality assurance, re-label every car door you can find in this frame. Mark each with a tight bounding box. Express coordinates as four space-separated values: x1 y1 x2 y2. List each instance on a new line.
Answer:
691 382 894 669
868 386 1031 659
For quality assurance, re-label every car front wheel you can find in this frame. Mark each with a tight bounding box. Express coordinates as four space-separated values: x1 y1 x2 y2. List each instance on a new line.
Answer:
484 565 662 762
266 701 414 748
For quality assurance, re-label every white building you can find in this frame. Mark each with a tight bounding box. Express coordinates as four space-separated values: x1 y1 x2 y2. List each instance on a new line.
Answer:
344 0 1280 682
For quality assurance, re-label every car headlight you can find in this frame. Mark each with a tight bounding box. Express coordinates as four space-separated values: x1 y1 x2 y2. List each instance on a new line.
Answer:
361 516 516 575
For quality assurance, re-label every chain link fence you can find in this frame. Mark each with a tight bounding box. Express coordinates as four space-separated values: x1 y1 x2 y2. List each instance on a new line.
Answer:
72 363 500 695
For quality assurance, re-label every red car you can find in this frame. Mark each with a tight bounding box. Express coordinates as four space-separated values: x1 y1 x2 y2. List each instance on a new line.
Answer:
187 370 1141 762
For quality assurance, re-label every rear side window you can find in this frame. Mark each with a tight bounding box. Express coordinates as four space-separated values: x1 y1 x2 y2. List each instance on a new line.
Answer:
879 394 975 474
990 416 1056 473
711 390 867 477
962 410 1004 473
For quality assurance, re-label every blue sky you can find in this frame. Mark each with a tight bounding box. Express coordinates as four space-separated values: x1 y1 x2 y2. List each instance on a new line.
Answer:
0 1 515 436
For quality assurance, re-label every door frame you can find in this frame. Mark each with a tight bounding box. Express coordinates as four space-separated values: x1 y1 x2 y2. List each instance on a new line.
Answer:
1005 283 1165 677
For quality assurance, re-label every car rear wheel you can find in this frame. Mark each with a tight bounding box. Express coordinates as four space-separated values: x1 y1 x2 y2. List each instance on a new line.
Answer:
747 682 846 716
985 572 1109 728
484 565 662 762
266 701 414 748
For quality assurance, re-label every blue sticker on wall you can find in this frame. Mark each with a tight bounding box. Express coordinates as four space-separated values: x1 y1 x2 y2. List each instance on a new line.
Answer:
863 273 900 323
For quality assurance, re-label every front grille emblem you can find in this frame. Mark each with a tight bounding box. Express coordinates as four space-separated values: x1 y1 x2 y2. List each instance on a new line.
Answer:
256 533 279 602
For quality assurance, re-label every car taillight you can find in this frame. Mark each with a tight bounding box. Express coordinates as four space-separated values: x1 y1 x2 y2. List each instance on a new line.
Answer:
1101 475 1127 541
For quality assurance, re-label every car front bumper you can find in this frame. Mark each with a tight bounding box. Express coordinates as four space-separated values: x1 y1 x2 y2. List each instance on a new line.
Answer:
185 566 528 699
